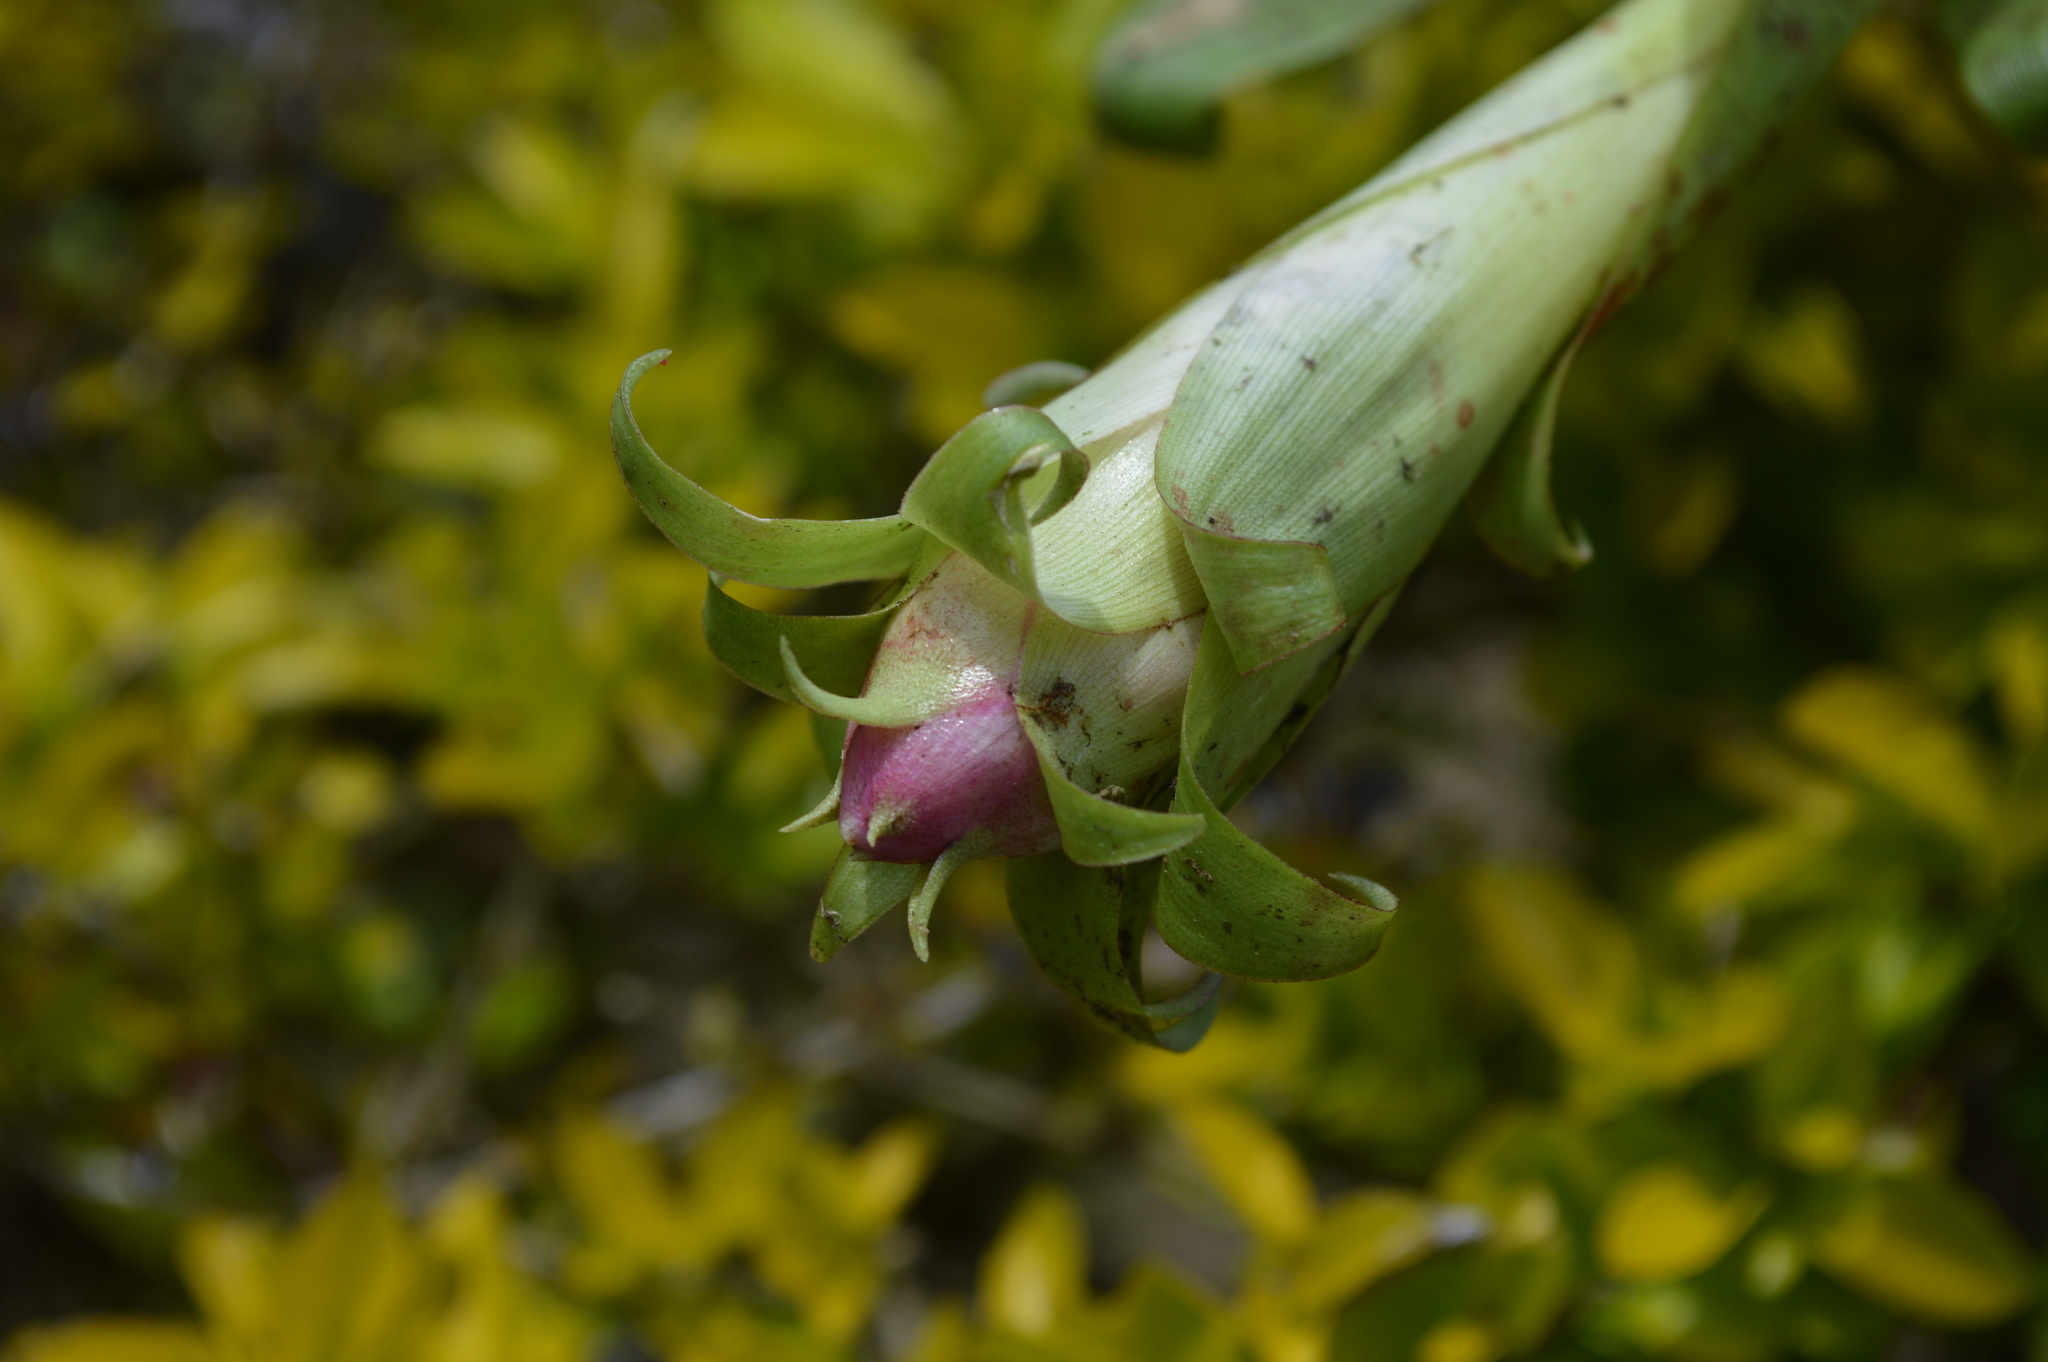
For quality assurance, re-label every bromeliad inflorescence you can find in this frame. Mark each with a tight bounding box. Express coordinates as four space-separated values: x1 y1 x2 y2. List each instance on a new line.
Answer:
611 0 1876 1048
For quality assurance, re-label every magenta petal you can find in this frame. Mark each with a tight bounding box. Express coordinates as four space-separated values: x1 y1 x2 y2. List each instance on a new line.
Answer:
839 687 1060 863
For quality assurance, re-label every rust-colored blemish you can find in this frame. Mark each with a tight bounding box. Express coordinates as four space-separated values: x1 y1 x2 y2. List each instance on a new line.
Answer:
1035 678 1078 729
1430 358 1446 399
1456 400 1476 429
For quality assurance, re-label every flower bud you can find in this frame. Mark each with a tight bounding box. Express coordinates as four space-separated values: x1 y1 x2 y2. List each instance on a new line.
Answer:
612 0 1879 1044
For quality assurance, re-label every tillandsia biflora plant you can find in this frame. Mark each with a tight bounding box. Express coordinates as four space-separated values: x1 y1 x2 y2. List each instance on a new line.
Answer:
612 0 1879 1048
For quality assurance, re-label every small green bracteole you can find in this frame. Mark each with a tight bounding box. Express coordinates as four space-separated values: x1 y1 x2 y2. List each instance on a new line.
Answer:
610 0 1878 1049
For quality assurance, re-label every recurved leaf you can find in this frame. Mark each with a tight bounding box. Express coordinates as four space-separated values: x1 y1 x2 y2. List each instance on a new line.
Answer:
1466 328 1594 578
1157 744 1397 981
899 404 1086 603
613 350 927 587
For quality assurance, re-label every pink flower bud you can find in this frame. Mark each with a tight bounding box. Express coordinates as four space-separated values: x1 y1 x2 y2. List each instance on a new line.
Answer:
838 686 1060 862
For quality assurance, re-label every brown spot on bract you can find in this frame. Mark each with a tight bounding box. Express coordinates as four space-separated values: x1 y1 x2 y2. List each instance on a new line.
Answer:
1457 400 1476 429
1172 485 1190 513
1221 922 1234 935
1036 678 1078 729
1301 356 1317 372
1430 359 1446 399
1311 506 1335 526
1211 511 1235 535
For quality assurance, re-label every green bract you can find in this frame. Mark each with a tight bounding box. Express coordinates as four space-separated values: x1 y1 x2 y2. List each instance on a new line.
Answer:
611 0 1877 1048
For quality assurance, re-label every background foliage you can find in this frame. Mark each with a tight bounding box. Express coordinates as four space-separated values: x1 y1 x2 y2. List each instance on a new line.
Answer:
2 0 2046 1358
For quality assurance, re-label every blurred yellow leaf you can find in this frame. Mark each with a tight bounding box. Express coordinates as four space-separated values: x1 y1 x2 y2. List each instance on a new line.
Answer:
1735 285 1866 428
692 0 960 237
1782 667 1996 849
1290 1188 1437 1310
1672 817 1844 916
1836 19 1997 179
1988 613 2048 752
1464 864 1636 1062
842 1116 942 1231
151 188 268 353
178 1217 276 1344
1596 1163 1767 1284
0 1322 213 1362
553 1112 692 1269
369 408 563 491
262 1172 434 1362
828 264 1050 444
421 1177 596 1362
979 1182 1088 1339
1415 1319 1502 1362
1674 740 1856 914
707 0 951 135
1088 1266 1239 1362
298 751 396 835
1631 966 1791 1083
1171 1099 1317 1248
1117 989 1317 1108
605 93 696 346
1813 1176 2037 1326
